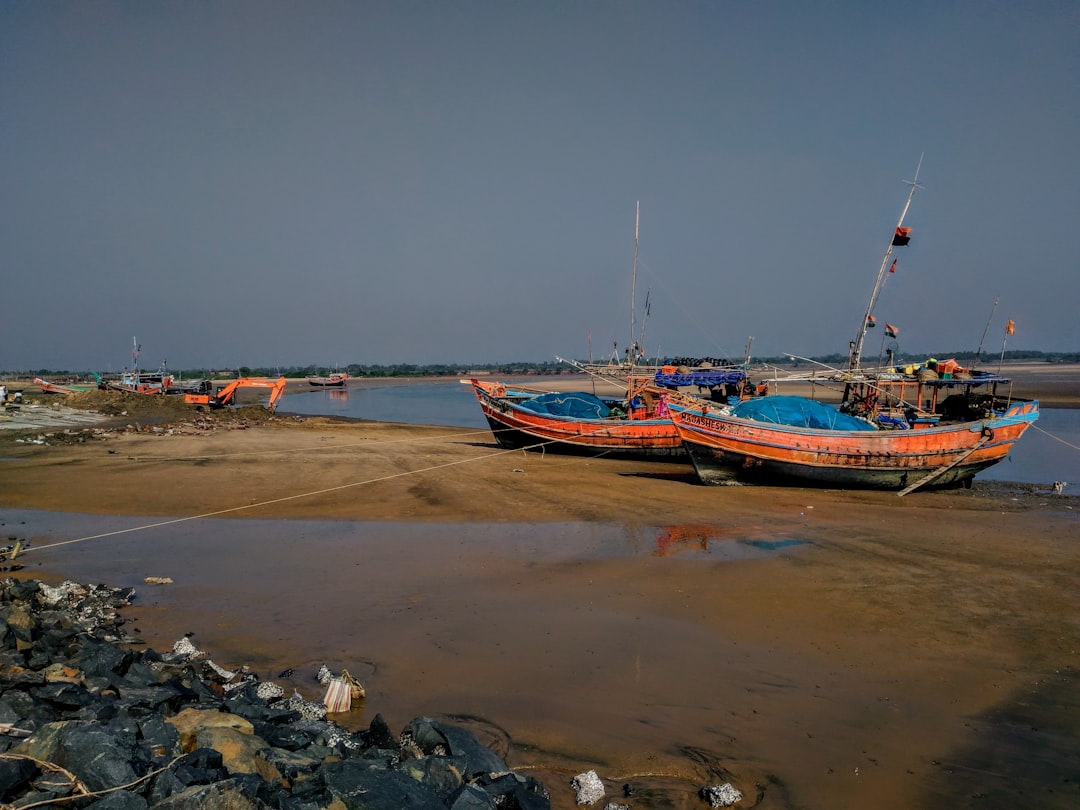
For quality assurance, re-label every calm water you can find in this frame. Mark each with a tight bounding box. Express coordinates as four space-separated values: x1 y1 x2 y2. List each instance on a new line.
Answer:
279 382 1080 488
280 381 486 429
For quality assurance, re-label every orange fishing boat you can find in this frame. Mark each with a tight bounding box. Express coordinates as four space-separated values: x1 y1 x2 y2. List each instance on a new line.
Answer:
469 200 768 459
666 162 1039 493
469 364 752 460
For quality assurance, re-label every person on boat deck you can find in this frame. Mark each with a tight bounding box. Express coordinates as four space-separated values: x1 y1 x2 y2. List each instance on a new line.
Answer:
0 385 7 404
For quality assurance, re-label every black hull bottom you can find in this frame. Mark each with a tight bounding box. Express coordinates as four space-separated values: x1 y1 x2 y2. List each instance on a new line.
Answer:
682 441 995 490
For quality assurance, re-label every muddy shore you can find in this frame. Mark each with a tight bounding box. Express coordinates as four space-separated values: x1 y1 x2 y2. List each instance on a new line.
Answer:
1 367 1078 809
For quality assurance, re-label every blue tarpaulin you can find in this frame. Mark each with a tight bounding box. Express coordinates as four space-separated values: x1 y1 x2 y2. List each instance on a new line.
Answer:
730 396 878 431
653 370 745 388
516 392 612 419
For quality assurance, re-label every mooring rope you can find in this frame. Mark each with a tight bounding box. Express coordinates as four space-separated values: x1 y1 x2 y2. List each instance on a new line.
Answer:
124 426 498 462
24 431 611 553
1031 422 1080 453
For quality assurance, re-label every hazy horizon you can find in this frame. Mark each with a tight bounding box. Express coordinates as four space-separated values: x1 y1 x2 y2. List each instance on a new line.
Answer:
8 347 1073 378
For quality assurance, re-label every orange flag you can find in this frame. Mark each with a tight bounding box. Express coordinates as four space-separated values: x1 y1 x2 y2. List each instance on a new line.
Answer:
1006 319 1016 335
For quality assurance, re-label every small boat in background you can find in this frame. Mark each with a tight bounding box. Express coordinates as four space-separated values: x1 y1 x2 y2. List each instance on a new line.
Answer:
106 368 174 394
308 373 348 387
34 377 99 395
102 337 183 395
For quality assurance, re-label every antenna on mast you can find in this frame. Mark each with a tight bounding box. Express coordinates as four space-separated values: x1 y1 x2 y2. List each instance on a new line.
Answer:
629 200 640 368
974 296 999 367
849 155 924 372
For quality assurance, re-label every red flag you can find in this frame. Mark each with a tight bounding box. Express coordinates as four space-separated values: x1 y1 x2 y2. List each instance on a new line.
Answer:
884 323 899 338
889 258 897 273
892 227 912 246
1006 319 1016 335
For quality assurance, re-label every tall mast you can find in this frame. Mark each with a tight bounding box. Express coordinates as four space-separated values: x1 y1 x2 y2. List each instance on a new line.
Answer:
849 156 923 372
630 200 640 366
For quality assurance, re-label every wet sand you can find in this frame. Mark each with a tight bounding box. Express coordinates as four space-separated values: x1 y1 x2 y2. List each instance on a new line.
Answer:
2 369 1079 809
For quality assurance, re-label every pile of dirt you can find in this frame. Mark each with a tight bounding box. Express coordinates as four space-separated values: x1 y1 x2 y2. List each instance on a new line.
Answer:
53 389 282 427
64 388 192 417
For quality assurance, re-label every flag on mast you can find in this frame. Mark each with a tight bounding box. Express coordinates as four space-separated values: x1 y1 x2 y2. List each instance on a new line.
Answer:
1005 319 1016 335
884 323 899 338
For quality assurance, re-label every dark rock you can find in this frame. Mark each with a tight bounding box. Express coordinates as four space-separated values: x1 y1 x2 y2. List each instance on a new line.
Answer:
71 636 134 677
400 753 468 799
257 746 323 783
31 769 78 796
403 717 508 777
322 762 446 809
146 779 264 810
0 754 36 800
146 767 187 805
0 663 44 688
363 712 397 749
84 789 149 810
56 724 143 793
30 681 95 711
137 713 183 758
448 783 498 809
476 771 551 810
0 605 39 644
1 580 551 809
1 690 48 728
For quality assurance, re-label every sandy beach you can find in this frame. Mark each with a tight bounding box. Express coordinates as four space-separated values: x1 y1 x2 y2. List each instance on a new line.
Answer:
1 367 1078 809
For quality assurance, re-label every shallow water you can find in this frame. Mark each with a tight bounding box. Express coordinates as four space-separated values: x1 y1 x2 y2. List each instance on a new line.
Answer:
4 494 1075 810
3 509 814 807
280 381 485 429
4 500 1077 810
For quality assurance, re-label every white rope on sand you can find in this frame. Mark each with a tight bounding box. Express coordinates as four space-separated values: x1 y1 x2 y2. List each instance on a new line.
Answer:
103 427 499 463
27 437 570 553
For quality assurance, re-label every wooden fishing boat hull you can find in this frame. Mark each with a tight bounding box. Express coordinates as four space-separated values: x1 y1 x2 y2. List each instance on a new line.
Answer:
34 378 96 395
471 379 686 459
308 375 347 387
666 396 1040 490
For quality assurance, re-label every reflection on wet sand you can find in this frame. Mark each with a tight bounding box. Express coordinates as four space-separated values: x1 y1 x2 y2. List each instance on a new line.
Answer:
5 503 1079 810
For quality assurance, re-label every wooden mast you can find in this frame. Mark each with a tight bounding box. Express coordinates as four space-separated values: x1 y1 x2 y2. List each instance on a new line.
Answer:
849 156 923 372
629 200 640 368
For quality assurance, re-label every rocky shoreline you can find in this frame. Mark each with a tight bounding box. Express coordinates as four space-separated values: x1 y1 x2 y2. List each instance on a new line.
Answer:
0 578 553 810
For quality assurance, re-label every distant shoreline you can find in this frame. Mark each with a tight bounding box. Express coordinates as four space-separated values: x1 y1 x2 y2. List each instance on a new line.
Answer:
8 362 1080 409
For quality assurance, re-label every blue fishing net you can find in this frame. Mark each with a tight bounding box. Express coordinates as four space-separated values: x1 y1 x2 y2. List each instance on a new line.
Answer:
516 392 612 419
730 396 877 431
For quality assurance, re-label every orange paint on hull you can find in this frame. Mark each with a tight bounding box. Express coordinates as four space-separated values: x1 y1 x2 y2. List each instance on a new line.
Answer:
471 379 685 458
668 397 1039 489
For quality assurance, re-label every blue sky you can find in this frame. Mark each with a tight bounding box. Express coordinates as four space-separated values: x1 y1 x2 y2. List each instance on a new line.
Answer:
2 1 1077 371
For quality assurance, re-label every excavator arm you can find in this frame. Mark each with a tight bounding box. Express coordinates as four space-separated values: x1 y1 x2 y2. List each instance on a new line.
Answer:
185 377 287 412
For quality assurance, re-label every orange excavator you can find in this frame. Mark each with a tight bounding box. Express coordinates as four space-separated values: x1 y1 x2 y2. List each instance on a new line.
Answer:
184 377 287 412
